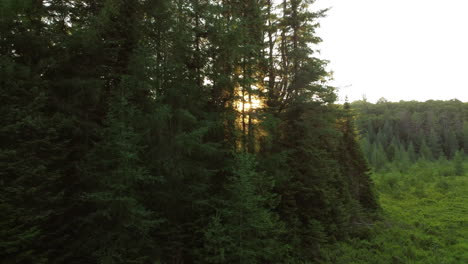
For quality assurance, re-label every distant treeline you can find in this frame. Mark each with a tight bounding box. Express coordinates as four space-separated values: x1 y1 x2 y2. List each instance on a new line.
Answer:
352 99 468 171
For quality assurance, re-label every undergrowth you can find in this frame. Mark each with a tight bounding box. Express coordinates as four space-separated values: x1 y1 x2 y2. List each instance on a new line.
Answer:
320 160 468 264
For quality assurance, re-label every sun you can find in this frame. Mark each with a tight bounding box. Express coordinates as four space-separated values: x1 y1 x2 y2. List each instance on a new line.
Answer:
238 98 262 112
235 88 264 112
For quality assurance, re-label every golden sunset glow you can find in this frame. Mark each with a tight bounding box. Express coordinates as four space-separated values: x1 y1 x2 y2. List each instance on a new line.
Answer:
236 97 263 112
234 86 264 112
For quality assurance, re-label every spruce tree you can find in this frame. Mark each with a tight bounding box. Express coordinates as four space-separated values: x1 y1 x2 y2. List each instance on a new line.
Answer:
82 89 160 263
141 1 229 261
338 103 378 211
370 143 388 171
407 141 417 163
428 128 443 159
463 121 468 154
261 1 363 258
360 137 373 162
444 130 458 159
0 1 381 262
396 145 411 172
386 137 399 162
453 149 464 176
203 153 287 263
419 140 433 161
0 2 71 262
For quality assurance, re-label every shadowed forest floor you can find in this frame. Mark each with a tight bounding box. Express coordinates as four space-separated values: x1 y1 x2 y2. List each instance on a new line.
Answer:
321 162 468 264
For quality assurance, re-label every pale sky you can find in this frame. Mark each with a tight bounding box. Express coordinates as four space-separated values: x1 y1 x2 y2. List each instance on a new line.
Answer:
313 0 468 103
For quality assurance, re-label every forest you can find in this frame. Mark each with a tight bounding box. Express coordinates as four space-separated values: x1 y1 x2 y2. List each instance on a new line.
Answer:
324 99 468 263
1 1 376 263
352 99 468 172
1 1 466 264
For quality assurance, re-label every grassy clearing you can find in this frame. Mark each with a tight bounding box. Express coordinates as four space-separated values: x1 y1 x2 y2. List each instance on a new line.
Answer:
320 161 468 264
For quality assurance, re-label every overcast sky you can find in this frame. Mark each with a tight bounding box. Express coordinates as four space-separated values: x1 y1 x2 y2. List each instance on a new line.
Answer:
313 0 468 103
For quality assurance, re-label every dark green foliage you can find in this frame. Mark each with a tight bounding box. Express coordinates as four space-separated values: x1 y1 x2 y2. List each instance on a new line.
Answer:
407 142 417 162
453 150 464 176
320 161 468 264
203 153 287 263
0 70 64 263
428 128 443 159
339 103 378 212
82 91 160 263
463 121 468 154
444 130 459 159
257 102 378 261
352 100 468 171
1 1 378 263
335 100 468 263
420 140 433 161
370 143 389 171
0 3 71 262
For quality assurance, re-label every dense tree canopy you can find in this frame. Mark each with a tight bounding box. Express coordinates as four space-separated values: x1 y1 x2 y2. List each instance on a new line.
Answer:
352 99 468 172
0 1 377 263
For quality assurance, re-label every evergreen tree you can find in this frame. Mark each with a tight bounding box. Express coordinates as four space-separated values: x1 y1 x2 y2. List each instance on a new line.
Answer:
258 2 361 259
453 149 464 176
0 2 71 262
444 130 458 159
395 145 411 172
352 100 468 165
386 137 398 162
82 90 160 263
407 141 417 163
338 103 378 211
0 73 64 263
0 1 380 262
360 137 372 162
382 120 393 146
143 1 226 260
419 140 433 161
370 143 388 171
463 121 468 154
203 153 287 263
366 121 376 143
428 128 443 159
